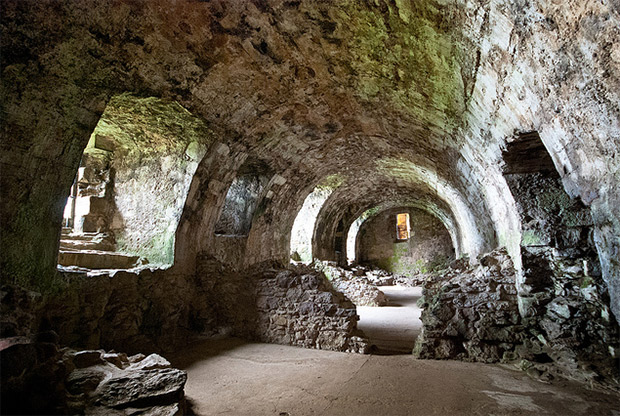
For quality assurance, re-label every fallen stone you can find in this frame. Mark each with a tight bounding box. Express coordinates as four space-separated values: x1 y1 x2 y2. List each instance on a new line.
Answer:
127 354 171 371
66 368 106 394
96 368 187 409
103 352 129 369
73 350 104 368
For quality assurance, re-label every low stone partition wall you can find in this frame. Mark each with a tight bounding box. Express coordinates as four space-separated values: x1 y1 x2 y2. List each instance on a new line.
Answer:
255 267 368 352
196 257 369 353
2 257 369 358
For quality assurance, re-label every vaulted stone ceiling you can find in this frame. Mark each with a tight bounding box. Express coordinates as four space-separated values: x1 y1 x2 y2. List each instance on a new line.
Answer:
1 0 619 318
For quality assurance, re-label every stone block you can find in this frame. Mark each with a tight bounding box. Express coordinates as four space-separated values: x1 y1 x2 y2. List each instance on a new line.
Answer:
96 368 187 409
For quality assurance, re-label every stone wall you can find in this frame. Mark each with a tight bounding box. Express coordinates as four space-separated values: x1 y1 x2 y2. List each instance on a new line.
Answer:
72 148 114 234
254 267 368 352
358 207 455 275
1 260 367 356
504 171 593 251
414 249 619 388
215 171 271 236
314 261 388 307
414 250 523 363
519 247 619 386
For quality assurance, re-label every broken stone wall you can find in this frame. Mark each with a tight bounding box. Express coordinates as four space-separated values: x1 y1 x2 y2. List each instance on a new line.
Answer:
358 207 455 275
504 165 619 386
519 247 619 386
2 259 367 356
415 250 523 364
415 249 619 388
195 256 368 353
254 267 367 352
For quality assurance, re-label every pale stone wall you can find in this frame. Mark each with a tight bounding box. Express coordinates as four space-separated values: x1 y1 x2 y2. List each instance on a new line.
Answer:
357 207 455 275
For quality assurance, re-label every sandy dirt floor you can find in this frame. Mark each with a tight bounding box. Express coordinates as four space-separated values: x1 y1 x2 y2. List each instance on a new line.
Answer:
357 285 422 353
169 339 620 416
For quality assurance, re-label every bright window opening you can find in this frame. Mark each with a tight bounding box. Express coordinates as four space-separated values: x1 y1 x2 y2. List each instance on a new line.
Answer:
396 213 410 240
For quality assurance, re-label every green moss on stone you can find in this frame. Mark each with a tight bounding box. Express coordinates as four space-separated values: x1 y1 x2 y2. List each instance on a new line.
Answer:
521 230 544 246
335 0 467 129
87 94 216 266
316 174 345 191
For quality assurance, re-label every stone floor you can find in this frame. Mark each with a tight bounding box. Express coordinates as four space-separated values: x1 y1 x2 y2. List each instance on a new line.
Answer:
169 338 620 416
357 285 422 353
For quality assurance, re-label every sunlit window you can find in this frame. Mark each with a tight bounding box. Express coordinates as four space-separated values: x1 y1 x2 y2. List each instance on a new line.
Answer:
396 213 410 240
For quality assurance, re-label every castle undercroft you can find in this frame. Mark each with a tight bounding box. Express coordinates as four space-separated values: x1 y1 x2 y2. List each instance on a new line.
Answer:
1 1 619 414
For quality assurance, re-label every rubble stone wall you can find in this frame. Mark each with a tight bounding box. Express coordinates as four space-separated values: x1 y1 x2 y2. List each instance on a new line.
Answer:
1 260 367 357
414 249 619 388
414 250 523 364
254 267 367 352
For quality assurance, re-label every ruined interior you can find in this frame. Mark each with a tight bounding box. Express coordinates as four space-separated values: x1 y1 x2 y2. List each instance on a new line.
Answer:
1 0 620 414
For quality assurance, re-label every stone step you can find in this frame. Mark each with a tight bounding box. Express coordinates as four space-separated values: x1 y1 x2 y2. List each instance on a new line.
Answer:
60 232 104 241
58 250 142 269
59 239 115 252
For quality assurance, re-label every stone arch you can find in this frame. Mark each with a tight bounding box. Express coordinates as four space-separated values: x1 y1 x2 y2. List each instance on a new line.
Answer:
346 200 462 266
311 160 491 267
57 93 215 269
289 174 344 263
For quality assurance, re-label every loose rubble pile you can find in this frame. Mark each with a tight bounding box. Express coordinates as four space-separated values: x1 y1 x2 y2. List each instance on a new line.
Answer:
413 248 620 389
413 249 523 363
314 262 388 306
1 258 370 367
518 247 619 387
0 333 187 415
314 261 429 306
64 350 186 415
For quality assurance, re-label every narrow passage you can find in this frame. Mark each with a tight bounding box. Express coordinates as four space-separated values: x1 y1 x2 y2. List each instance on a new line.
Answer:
356 286 423 354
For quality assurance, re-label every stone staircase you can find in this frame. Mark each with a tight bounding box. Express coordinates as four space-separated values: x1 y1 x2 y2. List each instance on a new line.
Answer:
58 227 142 269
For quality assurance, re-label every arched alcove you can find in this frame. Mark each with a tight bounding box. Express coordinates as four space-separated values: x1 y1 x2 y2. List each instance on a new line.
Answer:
57 93 214 269
214 158 273 237
289 174 344 263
